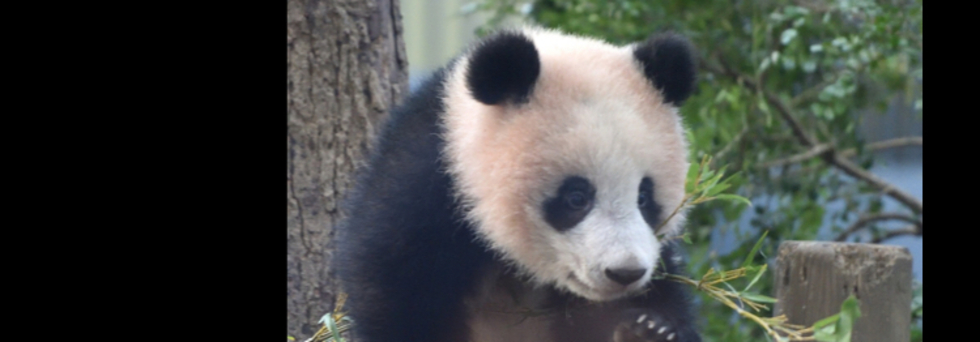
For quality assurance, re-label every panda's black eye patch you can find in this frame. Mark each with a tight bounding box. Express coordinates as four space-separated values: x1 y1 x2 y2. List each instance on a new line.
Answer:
638 177 663 230
543 176 595 232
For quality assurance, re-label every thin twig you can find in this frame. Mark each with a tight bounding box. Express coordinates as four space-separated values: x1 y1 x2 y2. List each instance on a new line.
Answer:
835 213 922 242
761 137 922 168
828 155 922 214
713 125 749 165
838 136 923 158
872 225 922 243
756 144 832 169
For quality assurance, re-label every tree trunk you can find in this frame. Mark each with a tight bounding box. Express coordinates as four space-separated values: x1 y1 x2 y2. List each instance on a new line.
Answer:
287 0 408 338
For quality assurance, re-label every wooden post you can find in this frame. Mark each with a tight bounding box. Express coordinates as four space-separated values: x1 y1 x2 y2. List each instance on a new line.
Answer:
774 241 912 342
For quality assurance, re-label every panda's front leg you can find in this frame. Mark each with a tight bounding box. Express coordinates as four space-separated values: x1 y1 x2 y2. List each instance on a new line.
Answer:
551 306 699 342
608 273 701 342
612 308 690 342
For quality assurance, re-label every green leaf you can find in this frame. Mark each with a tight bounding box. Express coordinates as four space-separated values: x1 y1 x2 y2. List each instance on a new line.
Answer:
832 37 848 48
813 313 840 341
698 169 717 189
834 295 861 342
757 95 771 113
813 295 861 342
910 281 922 319
803 60 817 73
715 194 753 207
780 29 798 45
759 58 771 74
685 161 700 193
705 182 732 197
682 234 693 244
740 292 778 304
812 313 841 330
320 312 344 342
698 168 727 195
743 263 768 292
741 230 768 268
715 89 729 103
758 94 772 126
784 5 810 16
781 56 796 70
721 170 742 186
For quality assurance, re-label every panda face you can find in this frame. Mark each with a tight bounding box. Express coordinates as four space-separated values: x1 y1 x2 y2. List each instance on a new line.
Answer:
443 27 692 301
539 174 661 300
510 93 685 301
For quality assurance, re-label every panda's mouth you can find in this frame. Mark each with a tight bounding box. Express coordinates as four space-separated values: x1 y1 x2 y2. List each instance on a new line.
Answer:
565 271 633 301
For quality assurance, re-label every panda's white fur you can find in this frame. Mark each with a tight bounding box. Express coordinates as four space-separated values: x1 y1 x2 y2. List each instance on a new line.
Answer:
336 26 701 342
444 27 690 302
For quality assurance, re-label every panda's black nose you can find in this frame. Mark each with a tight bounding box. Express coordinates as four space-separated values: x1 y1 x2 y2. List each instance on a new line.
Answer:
604 268 647 286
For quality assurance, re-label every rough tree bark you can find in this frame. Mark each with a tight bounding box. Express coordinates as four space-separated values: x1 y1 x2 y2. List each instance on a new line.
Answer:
287 0 408 337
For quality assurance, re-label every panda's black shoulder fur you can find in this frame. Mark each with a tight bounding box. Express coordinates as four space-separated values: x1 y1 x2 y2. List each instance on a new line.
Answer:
335 66 496 342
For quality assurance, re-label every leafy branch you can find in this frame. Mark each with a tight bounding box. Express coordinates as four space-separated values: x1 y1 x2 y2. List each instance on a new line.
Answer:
664 248 861 342
656 155 750 238
705 57 922 216
659 157 861 342
305 293 353 342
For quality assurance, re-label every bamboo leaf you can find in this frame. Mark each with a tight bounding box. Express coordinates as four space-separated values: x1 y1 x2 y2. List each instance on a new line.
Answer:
743 263 768 292
834 295 861 342
699 168 727 195
740 292 778 304
686 161 700 193
322 313 343 342
742 231 769 268
812 313 840 330
706 182 732 197
715 194 753 206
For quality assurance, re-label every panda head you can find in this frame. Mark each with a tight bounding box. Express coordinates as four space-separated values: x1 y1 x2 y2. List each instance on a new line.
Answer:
443 27 696 302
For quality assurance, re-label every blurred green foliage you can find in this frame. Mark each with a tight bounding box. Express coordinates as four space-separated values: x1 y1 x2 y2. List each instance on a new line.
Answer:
467 0 922 340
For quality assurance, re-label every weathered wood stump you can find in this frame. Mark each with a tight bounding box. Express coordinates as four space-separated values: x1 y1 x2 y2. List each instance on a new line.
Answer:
774 241 912 342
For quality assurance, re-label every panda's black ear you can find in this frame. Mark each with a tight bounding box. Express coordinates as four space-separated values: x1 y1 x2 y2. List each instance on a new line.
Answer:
633 33 697 106
466 32 540 105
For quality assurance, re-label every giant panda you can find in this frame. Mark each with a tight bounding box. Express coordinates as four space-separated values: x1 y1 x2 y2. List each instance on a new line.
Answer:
335 26 700 342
